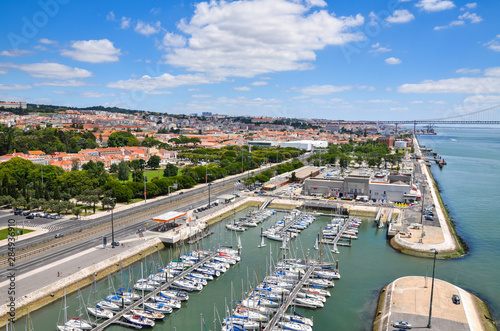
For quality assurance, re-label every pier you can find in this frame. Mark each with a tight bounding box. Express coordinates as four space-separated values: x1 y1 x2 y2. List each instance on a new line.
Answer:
319 219 353 246
263 263 317 330
92 251 218 330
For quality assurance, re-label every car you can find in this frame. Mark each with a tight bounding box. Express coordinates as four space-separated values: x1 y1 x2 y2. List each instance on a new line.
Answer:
53 215 62 219
452 294 460 304
179 192 184 195
55 233 64 238
393 321 412 329
26 214 34 219
425 215 434 221
111 241 120 247
14 210 22 215
43 214 50 218
22 211 30 216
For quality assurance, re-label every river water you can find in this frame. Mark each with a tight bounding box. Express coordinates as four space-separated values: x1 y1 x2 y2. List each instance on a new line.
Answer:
8 127 500 330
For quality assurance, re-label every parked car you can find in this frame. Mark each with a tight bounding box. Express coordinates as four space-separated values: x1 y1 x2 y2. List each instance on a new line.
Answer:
452 294 460 304
425 215 434 221
26 214 34 219
111 241 120 247
393 321 412 329
55 233 64 238
14 210 22 215
179 192 184 195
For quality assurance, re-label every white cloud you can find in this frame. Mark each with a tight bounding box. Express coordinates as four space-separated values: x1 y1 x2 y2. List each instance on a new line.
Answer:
385 57 402 65
61 39 121 63
484 36 500 52
121 17 131 29
386 9 415 24
369 43 392 53
163 32 186 48
34 80 90 86
192 94 212 98
135 20 161 36
366 99 393 103
163 0 364 79
0 84 32 91
34 45 47 51
251 81 268 86
80 91 114 98
151 7 161 15
145 90 172 95
107 73 218 91
411 100 424 104
416 0 455 12
456 68 480 74
106 11 115 21
458 12 482 23
429 100 447 104
368 12 379 26
299 85 353 95
39 38 57 45
1 62 92 79
398 67 500 94
464 94 500 104
0 68 7 74
390 107 409 111
233 86 252 91
463 3 477 9
0 49 32 57
434 20 464 30
357 85 376 91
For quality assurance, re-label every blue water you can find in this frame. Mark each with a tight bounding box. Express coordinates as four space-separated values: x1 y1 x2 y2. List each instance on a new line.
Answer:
7 127 500 330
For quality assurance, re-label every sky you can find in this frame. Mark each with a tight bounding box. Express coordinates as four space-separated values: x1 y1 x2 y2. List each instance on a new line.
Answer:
0 0 499 121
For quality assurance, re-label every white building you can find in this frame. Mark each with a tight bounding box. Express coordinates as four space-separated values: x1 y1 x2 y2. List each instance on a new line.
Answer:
0 101 27 109
280 140 328 151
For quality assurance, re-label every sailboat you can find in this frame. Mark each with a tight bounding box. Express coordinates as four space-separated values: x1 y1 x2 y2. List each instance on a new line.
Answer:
57 289 92 331
87 276 114 319
258 236 266 248
130 262 165 320
331 242 339 254
313 237 319 250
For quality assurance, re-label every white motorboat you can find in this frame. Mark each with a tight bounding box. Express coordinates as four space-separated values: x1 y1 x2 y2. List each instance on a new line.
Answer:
226 223 246 232
232 306 268 322
278 320 313 331
65 318 92 330
223 317 260 330
130 308 165 320
258 236 266 248
133 282 155 292
122 314 155 327
160 290 189 301
106 294 132 305
119 291 141 301
172 279 203 292
296 291 326 302
293 296 324 308
305 278 335 287
301 287 331 297
143 302 173 314
266 233 284 241
284 313 314 327
87 307 114 319
96 300 120 311
152 295 182 309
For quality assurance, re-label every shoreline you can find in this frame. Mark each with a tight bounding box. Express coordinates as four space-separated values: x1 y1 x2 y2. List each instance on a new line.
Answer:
389 135 466 259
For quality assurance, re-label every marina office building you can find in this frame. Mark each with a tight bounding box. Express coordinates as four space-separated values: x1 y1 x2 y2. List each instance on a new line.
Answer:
302 168 418 203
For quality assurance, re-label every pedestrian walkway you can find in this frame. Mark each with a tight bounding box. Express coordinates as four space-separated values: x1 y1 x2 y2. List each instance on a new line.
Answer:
375 276 484 331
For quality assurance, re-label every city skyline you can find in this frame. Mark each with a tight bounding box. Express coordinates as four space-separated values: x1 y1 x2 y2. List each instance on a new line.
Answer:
1 0 499 121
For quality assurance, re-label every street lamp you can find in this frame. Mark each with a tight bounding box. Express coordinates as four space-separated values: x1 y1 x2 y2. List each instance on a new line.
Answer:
208 183 212 208
142 163 147 203
108 197 116 248
427 249 438 328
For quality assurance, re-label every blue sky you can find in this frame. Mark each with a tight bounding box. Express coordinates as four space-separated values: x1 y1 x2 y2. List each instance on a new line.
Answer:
0 0 499 121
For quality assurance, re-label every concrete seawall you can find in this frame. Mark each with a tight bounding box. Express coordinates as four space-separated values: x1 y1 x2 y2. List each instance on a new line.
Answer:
0 237 163 325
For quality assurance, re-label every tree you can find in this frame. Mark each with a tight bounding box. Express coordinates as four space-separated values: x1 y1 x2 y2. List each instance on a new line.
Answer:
132 170 144 183
107 131 140 147
117 161 130 182
72 206 81 220
163 163 178 177
290 172 297 183
109 163 119 173
147 155 161 169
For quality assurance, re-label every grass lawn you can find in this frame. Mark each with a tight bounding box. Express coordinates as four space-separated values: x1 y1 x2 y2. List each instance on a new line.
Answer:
127 168 164 181
0 227 34 240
